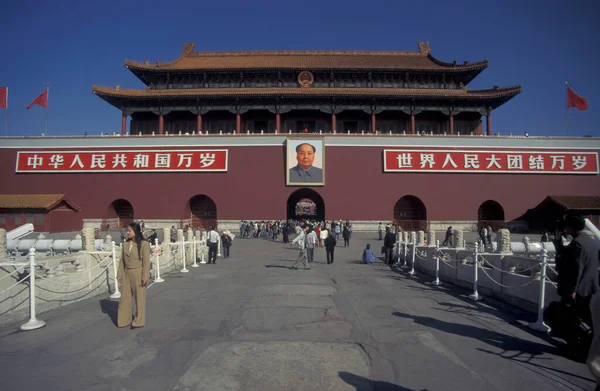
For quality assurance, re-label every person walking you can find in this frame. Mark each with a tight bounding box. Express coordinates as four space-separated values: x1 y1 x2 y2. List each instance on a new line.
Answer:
383 227 396 265
117 222 150 328
325 232 337 264
305 226 317 263
343 225 351 247
378 223 383 241
221 232 232 258
291 224 310 270
207 226 220 264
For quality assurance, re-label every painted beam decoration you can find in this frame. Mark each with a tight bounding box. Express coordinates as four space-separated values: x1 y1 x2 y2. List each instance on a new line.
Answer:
383 149 599 174
16 149 228 173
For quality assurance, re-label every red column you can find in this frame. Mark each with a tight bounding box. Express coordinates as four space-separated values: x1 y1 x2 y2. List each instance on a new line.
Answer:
486 112 492 136
449 114 454 135
371 112 376 133
158 114 164 135
410 113 415 134
275 112 281 134
196 113 202 133
236 113 241 134
121 112 127 135
331 113 336 133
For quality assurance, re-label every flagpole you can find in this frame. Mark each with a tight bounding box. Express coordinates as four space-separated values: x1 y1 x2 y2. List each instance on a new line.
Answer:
5 86 7 136
565 82 569 137
45 84 49 136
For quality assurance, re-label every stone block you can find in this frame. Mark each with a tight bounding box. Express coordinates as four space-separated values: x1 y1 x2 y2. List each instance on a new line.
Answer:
417 230 425 246
0 228 6 256
453 229 463 248
427 231 436 247
82 227 95 251
497 229 511 253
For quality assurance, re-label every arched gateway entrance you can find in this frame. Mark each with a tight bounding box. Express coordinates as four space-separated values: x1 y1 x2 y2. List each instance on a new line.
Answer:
287 188 325 221
478 200 505 231
107 199 134 228
188 194 217 229
393 195 428 231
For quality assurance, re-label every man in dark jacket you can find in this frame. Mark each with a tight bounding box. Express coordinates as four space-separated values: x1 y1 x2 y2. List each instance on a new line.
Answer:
557 215 599 328
383 227 396 265
324 233 337 264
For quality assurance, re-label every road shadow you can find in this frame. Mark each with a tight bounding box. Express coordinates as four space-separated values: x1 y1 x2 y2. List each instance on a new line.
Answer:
264 265 290 269
99 299 119 327
338 371 425 390
392 311 554 358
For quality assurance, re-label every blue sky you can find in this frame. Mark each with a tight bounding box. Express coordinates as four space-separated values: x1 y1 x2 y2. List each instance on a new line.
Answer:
0 0 598 137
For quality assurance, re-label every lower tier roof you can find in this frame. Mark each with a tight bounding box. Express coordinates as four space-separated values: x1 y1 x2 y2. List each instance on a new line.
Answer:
93 86 520 101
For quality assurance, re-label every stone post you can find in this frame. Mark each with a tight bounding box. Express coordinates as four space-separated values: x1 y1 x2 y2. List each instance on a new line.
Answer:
177 228 184 243
0 228 6 257
402 231 408 243
104 234 112 251
453 229 463 248
496 229 511 254
82 227 96 251
410 231 417 243
163 225 171 245
522 235 530 252
187 228 194 260
417 231 425 246
427 231 436 247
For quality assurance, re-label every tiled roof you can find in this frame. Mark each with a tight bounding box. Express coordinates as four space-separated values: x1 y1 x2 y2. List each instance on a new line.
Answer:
548 196 600 211
92 86 521 100
0 194 80 211
124 44 488 72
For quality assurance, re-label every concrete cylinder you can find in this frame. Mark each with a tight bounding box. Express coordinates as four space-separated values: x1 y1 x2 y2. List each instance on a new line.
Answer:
82 227 96 251
410 231 417 243
402 231 408 243
177 228 184 242
453 229 463 248
497 229 511 253
427 231 436 247
417 230 425 246
0 228 6 256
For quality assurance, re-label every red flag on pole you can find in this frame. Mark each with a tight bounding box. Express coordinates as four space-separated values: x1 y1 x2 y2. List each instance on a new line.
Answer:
0 87 7 109
26 88 48 110
567 87 588 111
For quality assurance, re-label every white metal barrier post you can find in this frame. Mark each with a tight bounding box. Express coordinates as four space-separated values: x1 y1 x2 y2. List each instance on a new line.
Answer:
408 238 416 276
529 249 551 332
432 240 441 286
110 241 121 299
217 236 222 257
192 238 199 268
200 242 207 264
181 237 189 273
402 239 409 269
154 238 164 283
469 242 482 301
20 248 46 331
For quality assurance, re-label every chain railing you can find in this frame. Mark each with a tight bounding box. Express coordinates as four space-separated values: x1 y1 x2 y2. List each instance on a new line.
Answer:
393 234 553 333
1 231 223 331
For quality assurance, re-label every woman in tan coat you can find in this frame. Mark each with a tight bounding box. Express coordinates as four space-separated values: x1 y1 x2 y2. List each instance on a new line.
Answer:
117 222 150 328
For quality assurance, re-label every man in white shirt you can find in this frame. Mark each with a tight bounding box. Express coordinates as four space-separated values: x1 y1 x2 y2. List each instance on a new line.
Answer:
291 225 310 270
207 226 220 264
305 227 317 263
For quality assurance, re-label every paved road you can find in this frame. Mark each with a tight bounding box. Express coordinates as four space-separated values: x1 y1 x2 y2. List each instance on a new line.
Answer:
0 234 593 391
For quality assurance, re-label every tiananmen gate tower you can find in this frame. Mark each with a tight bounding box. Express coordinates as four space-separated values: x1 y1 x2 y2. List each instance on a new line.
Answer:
1 41 599 233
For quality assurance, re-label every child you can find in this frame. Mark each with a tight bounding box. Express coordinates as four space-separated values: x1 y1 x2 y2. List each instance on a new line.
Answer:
362 244 376 264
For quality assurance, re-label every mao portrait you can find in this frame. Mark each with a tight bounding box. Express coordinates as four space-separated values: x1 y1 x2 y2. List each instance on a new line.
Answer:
286 138 325 186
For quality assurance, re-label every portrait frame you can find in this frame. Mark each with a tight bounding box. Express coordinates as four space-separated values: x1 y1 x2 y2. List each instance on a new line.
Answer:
286 137 326 186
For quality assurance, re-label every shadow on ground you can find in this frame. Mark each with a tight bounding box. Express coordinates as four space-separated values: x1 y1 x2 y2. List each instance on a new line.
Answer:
338 371 426 391
99 299 119 327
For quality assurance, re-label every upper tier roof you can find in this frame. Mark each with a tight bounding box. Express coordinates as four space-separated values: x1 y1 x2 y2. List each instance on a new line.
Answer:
124 42 488 73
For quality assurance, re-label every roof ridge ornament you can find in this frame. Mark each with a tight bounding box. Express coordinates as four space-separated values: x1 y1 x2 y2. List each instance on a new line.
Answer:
183 42 196 56
418 41 431 56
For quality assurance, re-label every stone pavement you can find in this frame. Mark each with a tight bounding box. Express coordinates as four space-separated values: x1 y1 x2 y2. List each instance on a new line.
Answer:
0 233 594 391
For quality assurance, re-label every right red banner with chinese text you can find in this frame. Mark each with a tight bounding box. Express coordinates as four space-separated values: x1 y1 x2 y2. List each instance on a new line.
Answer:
383 149 599 174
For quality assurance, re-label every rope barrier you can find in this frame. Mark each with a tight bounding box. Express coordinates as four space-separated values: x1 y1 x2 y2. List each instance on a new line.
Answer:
479 254 541 275
0 274 29 295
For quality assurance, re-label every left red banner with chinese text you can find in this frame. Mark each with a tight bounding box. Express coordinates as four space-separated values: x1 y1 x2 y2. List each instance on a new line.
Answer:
16 149 228 173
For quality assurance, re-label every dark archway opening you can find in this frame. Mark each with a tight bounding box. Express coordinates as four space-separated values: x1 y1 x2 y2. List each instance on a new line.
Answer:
478 200 505 231
287 188 325 221
108 199 134 228
188 194 218 230
393 195 428 231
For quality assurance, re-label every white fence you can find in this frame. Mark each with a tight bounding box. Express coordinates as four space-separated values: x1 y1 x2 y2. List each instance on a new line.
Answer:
0 234 222 328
